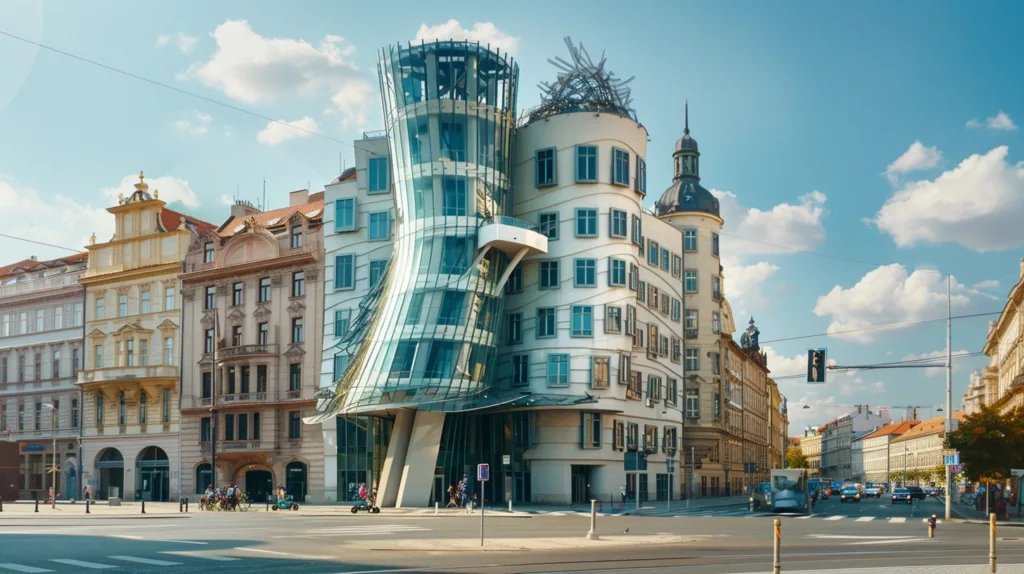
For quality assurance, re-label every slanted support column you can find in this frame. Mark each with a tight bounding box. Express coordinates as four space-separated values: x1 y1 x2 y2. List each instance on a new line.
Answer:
395 411 446 508
495 248 530 292
376 409 415 508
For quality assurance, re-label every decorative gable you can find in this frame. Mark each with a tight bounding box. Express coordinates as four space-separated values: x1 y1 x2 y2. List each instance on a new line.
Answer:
284 344 306 358
287 300 305 317
253 305 272 318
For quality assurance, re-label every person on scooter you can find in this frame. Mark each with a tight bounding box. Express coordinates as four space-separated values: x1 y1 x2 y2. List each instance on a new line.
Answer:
358 482 368 503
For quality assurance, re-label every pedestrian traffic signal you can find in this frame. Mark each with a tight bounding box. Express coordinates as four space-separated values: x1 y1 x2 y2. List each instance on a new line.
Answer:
807 349 826 383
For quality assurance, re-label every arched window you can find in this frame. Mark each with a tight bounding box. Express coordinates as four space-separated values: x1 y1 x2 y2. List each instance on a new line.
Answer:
118 392 126 425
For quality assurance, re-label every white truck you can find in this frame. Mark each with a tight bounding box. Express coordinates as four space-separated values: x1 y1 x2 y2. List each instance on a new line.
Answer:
770 469 810 513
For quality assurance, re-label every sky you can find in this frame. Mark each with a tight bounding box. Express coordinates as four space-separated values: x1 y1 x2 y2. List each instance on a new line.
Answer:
2 0 1023 433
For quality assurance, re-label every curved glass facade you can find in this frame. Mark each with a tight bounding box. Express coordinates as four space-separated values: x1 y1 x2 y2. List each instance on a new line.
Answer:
333 42 520 414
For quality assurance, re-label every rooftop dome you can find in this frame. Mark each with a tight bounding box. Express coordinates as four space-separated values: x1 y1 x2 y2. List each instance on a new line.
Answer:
655 101 720 218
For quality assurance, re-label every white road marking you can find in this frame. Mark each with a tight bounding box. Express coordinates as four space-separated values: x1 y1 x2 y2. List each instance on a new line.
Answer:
846 537 931 545
235 547 292 556
921 518 943 524
795 514 815 519
808 535 916 540
855 516 875 522
824 515 844 520
162 552 239 562
889 517 907 523
48 559 117 569
109 556 182 566
0 564 55 573
108 534 144 540
160 540 208 545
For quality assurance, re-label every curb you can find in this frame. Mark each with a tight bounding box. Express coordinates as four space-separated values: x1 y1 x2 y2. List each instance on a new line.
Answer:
0 515 190 520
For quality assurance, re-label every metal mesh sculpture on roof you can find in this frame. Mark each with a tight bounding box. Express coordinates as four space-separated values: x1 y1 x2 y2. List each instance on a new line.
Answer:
525 37 637 124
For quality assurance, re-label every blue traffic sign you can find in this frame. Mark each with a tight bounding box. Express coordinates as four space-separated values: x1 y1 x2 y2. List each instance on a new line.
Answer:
477 463 490 481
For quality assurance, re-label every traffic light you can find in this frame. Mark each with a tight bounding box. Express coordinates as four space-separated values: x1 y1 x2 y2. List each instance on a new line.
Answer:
807 349 827 383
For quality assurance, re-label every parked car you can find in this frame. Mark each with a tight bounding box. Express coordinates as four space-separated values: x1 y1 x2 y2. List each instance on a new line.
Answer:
863 486 883 498
840 486 862 503
907 486 927 500
892 487 913 504
927 487 944 497
750 482 772 510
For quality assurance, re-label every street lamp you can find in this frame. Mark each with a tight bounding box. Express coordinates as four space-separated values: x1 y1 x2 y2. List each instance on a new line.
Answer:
42 403 57 509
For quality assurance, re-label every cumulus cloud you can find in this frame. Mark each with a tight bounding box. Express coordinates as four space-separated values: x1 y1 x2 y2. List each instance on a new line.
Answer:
156 32 198 53
186 20 373 128
871 147 1024 251
714 190 827 256
414 20 519 55
101 173 202 210
0 177 116 259
721 257 779 319
174 110 212 135
966 111 1017 131
813 264 977 343
885 141 941 184
973 279 1000 290
256 117 319 146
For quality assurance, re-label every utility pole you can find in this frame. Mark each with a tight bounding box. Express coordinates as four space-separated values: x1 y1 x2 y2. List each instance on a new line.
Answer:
945 275 952 521
210 307 220 489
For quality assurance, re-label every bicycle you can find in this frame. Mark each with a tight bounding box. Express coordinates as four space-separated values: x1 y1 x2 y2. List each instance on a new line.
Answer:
962 493 976 506
238 493 251 511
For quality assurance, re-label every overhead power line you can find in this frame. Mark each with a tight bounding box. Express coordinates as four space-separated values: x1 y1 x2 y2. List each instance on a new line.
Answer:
718 231 889 267
771 351 985 381
759 311 1002 344
0 233 81 254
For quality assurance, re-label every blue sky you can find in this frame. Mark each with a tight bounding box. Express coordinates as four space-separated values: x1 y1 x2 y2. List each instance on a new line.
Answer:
2 0 1023 431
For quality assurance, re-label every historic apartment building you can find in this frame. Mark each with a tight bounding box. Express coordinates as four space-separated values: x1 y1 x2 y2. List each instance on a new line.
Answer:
800 428 822 474
0 254 88 499
981 261 1024 416
179 190 326 503
722 320 772 493
888 412 963 483
853 420 919 485
820 405 891 481
769 381 788 470
77 174 214 501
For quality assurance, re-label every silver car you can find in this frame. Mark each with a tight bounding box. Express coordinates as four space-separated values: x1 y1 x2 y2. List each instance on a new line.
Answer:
750 482 772 510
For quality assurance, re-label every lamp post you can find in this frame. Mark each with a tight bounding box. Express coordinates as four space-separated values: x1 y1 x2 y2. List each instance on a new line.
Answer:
42 403 57 509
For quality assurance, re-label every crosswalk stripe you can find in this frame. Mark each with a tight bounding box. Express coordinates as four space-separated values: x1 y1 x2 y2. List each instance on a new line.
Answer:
921 518 943 524
162 552 240 562
855 517 875 522
889 517 907 523
824 515 844 521
48 559 117 569
109 556 182 566
0 564 55 573
796 514 814 519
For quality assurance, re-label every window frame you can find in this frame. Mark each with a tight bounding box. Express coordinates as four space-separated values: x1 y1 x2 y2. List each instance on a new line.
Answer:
546 353 570 387
610 209 628 238
539 260 560 290
535 147 557 187
367 157 390 194
609 259 626 287
575 145 598 183
334 254 355 290
335 198 357 232
575 208 598 237
574 258 597 288
368 211 391 241
612 147 630 186
570 305 593 337
536 307 557 339
538 211 559 240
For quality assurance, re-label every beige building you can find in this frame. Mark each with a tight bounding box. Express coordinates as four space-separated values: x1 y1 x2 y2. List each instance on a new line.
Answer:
78 173 214 501
721 319 772 492
768 380 787 470
963 369 998 415
801 429 822 473
983 260 1024 415
179 190 326 502
888 412 963 484
855 420 919 485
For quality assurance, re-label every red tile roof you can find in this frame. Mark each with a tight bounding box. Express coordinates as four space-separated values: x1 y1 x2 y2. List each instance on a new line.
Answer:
0 252 90 278
217 198 324 238
891 412 964 444
161 208 217 237
858 420 921 442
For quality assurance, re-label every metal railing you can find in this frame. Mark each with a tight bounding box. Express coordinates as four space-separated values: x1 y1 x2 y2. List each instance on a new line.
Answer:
218 344 278 358
362 130 387 139
5 428 81 440
489 216 539 232
182 390 310 409
201 440 272 453
0 271 84 297
77 365 178 384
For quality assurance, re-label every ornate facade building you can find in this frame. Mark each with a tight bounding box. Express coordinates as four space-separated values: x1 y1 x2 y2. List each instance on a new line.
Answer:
722 319 771 490
77 174 214 501
179 190 326 502
981 260 1024 416
0 254 88 499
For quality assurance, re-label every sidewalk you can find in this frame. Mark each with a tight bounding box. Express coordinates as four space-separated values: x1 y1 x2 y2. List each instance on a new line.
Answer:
361 534 701 552
733 566 1024 573
626 494 750 515
939 496 1024 527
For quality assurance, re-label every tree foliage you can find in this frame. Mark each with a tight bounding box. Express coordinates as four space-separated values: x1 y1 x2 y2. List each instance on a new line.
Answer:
786 445 808 469
946 405 1024 482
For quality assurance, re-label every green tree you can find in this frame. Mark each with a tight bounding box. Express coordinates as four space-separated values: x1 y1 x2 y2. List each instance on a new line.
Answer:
931 464 947 484
889 470 905 484
946 405 1024 483
786 446 809 469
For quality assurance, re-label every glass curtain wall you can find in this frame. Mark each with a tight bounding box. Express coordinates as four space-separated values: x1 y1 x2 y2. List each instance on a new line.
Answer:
336 415 394 502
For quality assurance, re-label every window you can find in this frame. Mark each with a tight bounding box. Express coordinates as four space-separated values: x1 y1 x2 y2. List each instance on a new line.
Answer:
712 352 721 375
647 240 659 266
539 260 560 289
333 354 350 380
631 214 643 245
686 389 699 418
71 399 79 428
230 325 242 347
369 260 387 287
289 364 301 391
647 375 662 402
118 295 128 317
441 119 466 160
389 342 416 378
610 209 627 238
575 208 598 237
608 259 626 287
368 211 390 240
685 309 698 332
685 348 699 371
625 305 635 336
505 267 522 294
94 345 103 369
684 270 697 293
224 413 235 441
712 312 721 334
684 229 697 252
442 176 467 216
512 354 529 386
204 329 214 354
201 418 211 442
712 275 721 300
139 340 148 366
1 314 8 337
257 365 267 392
335 198 356 232
649 285 659 310
136 290 150 315
441 236 470 274
164 287 175 311
238 413 249 441
96 394 103 425
368 157 389 193
536 148 556 187
672 299 681 322
666 378 678 407
660 294 670 316
506 313 522 344
672 255 681 278
574 259 596 287
638 281 646 303
571 305 593 337
712 233 720 256
629 263 638 291
636 157 647 193
125 340 134 367
201 372 212 399
72 348 80 375
203 242 214 263
547 354 569 387
288 411 302 439
405 293 424 325
581 412 602 449
139 392 147 425
592 356 610 389
18 312 26 334
290 225 302 249
627 371 642 400
611 148 630 186
204 286 215 309
118 392 126 425
627 421 639 448
537 307 556 338
253 412 261 440
605 306 622 333
437 291 465 326
52 350 60 378
227 283 242 307
575 145 597 182
334 254 354 290
538 212 558 240
34 309 43 332
660 248 670 271
332 309 351 338
54 306 63 329
291 317 304 343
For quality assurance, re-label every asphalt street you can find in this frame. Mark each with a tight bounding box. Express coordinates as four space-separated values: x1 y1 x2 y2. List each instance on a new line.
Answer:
0 497 1021 573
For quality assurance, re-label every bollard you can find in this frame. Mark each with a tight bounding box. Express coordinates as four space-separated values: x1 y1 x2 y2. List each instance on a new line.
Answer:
773 519 781 574
435 502 438 515
928 514 937 538
35 499 39 513
750 496 755 513
142 499 146 514
86 499 90 514
185 498 189 512
0 497 3 512
990 513 997 573
180 498 184 513
508 500 512 513
586 499 599 540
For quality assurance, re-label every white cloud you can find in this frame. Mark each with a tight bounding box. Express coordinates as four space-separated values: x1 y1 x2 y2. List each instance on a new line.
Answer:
188 20 372 128
885 141 941 184
901 349 971 377
713 189 827 256
174 110 213 135
101 174 201 210
721 257 779 320
414 20 519 55
156 32 199 54
219 195 235 206
0 177 115 259
256 117 319 146
967 111 1017 131
973 279 1000 290
813 264 976 343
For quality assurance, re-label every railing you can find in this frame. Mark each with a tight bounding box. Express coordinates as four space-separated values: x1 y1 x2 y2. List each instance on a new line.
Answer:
219 344 278 359
182 391 310 409
0 271 84 297
220 391 270 404
490 216 539 232
77 365 178 384
6 428 81 440
362 130 387 139
201 440 271 454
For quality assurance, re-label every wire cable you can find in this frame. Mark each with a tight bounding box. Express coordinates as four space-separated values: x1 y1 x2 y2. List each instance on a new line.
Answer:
759 311 1002 344
0 232 82 254
770 351 985 381
718 231 889 267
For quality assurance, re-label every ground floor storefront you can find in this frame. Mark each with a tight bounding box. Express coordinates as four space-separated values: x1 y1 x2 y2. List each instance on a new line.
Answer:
80 435 179 501
15 439 80 500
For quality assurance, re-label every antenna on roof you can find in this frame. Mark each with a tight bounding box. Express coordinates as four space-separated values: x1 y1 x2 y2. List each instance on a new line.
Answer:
263 179 266 212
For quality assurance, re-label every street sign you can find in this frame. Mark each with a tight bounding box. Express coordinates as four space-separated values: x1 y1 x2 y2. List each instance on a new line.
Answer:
666 458 677 473
502 455 511 465
943 452 960 466
1011 469 1024 478
477 463 490 482
950 464 964 474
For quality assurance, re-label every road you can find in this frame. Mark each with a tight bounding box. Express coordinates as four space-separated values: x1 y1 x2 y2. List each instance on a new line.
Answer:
0 497 1020 573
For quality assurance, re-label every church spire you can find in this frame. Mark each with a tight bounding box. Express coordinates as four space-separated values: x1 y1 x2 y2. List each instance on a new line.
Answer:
684 99 690 136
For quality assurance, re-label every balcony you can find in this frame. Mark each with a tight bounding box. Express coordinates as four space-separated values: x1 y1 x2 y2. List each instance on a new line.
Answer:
78 365 178 384
218 344 278 359
201 440 274 454
183 391 309 409
477 217 548 257
6 428 81 440
0 271 84 297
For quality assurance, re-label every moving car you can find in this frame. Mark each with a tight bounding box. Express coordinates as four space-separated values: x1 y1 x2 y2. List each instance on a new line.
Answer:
908 486 927 500
840 486 862 503
927 487 944 497
863 486 883 498
770 469 810 514
892 487 913 504
750 482 772 510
